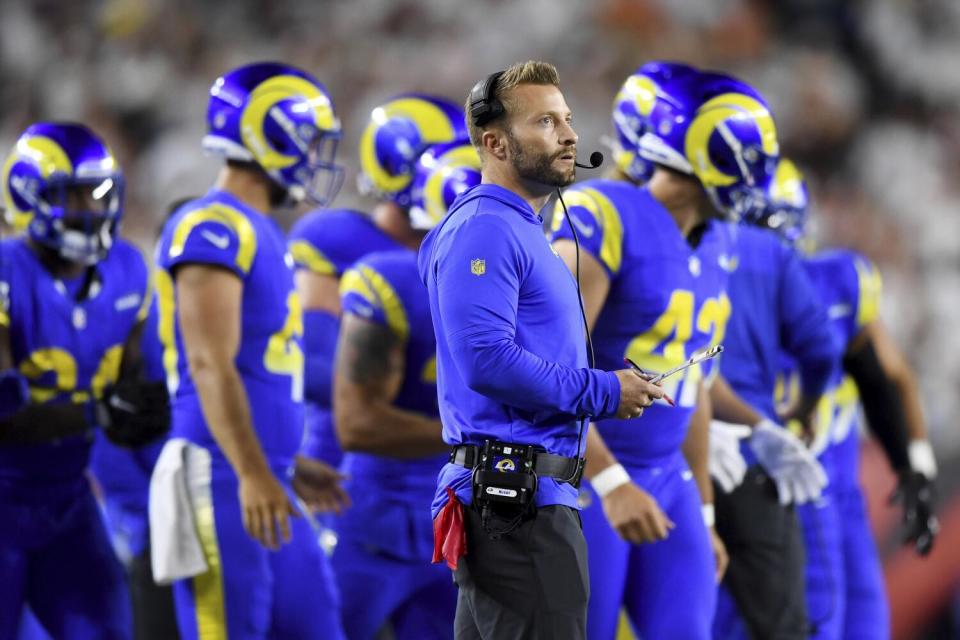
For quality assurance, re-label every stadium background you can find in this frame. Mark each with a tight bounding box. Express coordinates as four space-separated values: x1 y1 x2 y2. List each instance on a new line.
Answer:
1 0 958 637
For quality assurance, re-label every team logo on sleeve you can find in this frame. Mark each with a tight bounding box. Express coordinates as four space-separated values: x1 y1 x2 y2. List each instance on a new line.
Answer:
471 259 486 276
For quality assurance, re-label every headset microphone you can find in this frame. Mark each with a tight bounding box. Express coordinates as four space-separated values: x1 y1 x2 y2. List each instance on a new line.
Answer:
574 151 604 169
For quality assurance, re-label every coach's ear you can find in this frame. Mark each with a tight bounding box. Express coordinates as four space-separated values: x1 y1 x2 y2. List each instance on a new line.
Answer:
481 128 508 162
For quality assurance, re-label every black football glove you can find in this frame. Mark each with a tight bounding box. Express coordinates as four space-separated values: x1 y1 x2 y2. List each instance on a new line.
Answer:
890 470 939 557
94 379 171 447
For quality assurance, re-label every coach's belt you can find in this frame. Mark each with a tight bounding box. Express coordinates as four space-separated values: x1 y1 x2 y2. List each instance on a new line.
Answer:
450 444 584 486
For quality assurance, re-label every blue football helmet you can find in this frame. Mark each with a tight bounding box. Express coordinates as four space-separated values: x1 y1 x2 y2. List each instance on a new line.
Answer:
357 94 468 208
202 61 343 206
409 140 481 230
611 61 700 183
749 157 809 244
638 70 781 221
2 122 124 265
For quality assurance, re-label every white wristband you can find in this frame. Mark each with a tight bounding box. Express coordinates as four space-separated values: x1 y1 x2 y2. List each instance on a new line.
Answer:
591 463 630 498
909 439 938 479
702 504 715 528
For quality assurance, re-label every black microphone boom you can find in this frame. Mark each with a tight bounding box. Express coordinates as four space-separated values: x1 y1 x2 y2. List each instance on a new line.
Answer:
575 151 604 169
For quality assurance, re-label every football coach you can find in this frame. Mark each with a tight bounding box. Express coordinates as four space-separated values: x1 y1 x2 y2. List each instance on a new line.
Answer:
418 60 664 640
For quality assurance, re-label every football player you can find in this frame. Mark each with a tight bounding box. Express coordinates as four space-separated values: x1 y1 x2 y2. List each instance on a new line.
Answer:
288 94 468 481
710 152 844 636
758 158 938 639
153 62 346 639
331 140 479 639
550 63 819 639
0 122 168 638
89 199 193 640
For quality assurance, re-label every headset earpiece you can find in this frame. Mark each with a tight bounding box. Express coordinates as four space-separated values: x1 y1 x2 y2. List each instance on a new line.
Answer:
469 71 505 127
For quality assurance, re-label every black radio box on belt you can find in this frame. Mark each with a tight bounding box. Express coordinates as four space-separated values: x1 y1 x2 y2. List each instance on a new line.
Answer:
472 440 538 506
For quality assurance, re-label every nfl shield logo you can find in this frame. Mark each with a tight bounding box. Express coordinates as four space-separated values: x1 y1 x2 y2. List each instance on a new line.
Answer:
471 259 486 276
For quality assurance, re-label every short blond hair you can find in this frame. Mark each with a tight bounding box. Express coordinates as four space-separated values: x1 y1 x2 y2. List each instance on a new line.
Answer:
465 60 560 148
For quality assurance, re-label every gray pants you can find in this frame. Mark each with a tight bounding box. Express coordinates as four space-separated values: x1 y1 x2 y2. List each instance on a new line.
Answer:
453 505 588 640
715 466 809 639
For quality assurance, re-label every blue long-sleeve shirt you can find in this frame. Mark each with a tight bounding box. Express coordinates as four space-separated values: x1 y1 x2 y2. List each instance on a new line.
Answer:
720 224 842 423
418 184 621 516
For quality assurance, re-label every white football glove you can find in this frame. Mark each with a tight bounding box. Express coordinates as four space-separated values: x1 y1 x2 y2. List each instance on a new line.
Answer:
709 420 752 493
749 419 828 505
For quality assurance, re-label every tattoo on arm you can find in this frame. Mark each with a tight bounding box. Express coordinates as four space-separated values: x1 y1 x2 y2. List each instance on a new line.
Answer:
337 317 402 388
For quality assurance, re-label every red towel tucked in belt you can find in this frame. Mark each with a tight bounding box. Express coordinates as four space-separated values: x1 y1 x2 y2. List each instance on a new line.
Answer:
432 486 467 570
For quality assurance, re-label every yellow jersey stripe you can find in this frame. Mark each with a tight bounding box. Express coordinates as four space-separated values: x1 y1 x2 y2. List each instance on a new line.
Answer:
155 268 179 395
339 265 409 342
289 240 337 276
551 188 624 274
169 205 257 274
855 259 882 328
191 455 227 640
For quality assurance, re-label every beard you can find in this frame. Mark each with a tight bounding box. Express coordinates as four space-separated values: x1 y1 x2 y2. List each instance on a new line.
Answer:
506 130 576 188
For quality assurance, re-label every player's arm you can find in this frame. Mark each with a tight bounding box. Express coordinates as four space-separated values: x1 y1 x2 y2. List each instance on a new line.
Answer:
709 374 763 426
175 263 297 550
683 381 728 581
584 422 674 543
848 319 938 554
867 320 930 448
777 249 843 431
843 323 911 471
333 314 447 458
683 382 714 509
552 239 610 330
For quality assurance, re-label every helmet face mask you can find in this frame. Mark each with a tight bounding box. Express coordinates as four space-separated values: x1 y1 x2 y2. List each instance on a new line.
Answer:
203 62 344 207
305 131 345 206
33 176 123 264
3 122 124 266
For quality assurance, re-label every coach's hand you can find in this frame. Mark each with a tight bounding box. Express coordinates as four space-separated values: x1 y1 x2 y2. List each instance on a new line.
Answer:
613 369 665 420
239 467 300 551
602 481 675 543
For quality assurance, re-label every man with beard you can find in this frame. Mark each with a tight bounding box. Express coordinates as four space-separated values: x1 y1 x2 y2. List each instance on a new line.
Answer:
418 61 663 640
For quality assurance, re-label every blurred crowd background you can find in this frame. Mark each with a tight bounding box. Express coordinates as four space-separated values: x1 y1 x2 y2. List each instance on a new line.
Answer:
1 0 958 637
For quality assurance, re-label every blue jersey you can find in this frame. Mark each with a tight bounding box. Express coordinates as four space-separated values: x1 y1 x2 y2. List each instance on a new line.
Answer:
719 225 841 424
550 181 734 467
339 249 446 503
0 237 149 489
156 190 304 470
419 184 620 516
288 209 402 465
775 250 879 477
